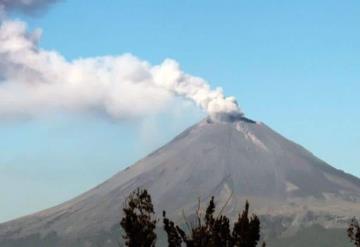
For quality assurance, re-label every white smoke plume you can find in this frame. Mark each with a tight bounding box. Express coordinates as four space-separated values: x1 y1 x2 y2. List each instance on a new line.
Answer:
0 20 243 122
0 0 59 15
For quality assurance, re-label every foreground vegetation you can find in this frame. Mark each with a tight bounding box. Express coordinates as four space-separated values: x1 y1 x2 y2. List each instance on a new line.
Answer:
348 218 360 247
120 188 264 247
119 188 360 247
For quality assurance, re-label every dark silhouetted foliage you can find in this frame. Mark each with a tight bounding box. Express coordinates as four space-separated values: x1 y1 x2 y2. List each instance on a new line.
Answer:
163 196 264 247
163 211 183 247
232 201 260 247
120 188 157 247
348 218 360 247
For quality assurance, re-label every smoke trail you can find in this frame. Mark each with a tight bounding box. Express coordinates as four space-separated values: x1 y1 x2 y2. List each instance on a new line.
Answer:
0 20 243 122
0 0 59 15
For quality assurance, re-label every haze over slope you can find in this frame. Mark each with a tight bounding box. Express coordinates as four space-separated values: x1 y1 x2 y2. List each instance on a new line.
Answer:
0 117 359 247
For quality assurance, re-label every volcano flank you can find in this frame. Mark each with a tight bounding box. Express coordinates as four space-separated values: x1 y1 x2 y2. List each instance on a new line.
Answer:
0 117 359 246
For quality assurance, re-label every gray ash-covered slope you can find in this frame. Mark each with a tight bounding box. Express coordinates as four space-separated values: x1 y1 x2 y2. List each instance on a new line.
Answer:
1 117 360 247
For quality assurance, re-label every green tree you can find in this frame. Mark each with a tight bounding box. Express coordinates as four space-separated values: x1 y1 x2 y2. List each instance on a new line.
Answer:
120 188 157 247
348 218 360 247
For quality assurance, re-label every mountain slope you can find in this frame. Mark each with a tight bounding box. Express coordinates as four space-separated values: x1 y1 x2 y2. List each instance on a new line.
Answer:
0 117 359 247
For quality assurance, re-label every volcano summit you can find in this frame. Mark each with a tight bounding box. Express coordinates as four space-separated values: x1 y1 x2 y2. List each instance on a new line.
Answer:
0 117 359 246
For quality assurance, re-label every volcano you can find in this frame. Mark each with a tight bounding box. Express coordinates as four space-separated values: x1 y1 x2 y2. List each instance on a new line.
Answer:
0 117 359 247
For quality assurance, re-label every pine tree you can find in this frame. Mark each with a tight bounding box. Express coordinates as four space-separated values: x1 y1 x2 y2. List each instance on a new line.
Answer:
232 201 260 247
163 211 183 247
204 197 232 246
120 188 157 247
348 218 360 247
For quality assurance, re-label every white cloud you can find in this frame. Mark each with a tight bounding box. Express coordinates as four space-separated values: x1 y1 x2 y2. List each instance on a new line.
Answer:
0 20 243 122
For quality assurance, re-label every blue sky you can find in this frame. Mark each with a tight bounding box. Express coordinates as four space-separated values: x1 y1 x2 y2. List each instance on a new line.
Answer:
0 0 359 222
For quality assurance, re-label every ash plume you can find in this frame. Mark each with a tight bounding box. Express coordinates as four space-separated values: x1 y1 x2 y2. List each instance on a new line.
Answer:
0 0 59 15
0 20 243 122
